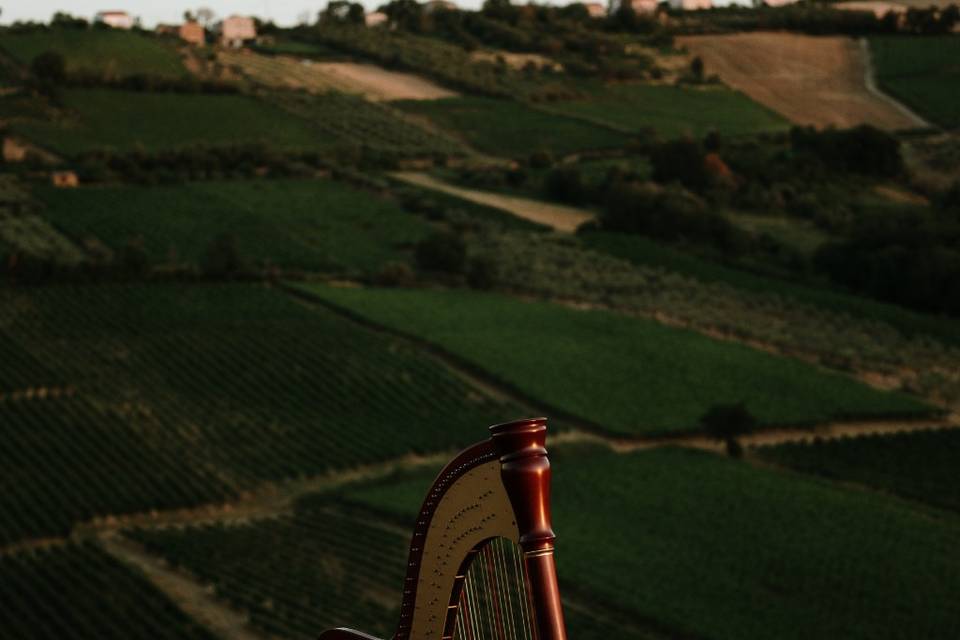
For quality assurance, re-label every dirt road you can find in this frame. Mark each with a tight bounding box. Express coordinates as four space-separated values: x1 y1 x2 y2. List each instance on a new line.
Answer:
390 172 595 232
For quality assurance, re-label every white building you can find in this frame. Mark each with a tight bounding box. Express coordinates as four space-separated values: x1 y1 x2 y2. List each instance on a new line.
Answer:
94 10 135 29
669 0 712 9
365 11 389 26
214 15 257 48
582 2 607 17
630 0 660 12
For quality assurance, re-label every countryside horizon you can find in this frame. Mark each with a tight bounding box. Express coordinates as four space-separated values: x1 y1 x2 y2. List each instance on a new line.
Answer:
0 2 958 639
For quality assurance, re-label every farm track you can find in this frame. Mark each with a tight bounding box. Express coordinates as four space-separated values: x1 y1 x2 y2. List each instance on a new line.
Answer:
99 534 268 640
390 172 595 232
858 38 931 129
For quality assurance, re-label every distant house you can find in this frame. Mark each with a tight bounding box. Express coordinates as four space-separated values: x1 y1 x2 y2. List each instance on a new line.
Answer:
215 15 257 48
365 11 389 26
51 171 79 188
2 137 28 163
630 0 660 12
179 21 205 45
95 10 135 29
669 0 712 9
583 2 607 17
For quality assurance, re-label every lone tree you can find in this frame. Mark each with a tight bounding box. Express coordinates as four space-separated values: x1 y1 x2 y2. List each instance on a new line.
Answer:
699 402 757 458
31 51 67 84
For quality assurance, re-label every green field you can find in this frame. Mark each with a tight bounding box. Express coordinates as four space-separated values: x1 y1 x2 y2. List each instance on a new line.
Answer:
758 428 960 513
346 445 960 640
545 82 788 139
0 396 231 545
394 97 625 157
0 543 215 640
870 36 960 129
0 27 185 78
128 505 406 639
13 90 326 155
580 231 960 347
297 285 930 435
1 284 518 492
38 179 430 274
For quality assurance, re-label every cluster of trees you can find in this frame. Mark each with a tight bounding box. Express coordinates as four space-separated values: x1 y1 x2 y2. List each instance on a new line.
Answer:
30 51 237 94
815 203 960 316
73 144 327 185
674 3 959 36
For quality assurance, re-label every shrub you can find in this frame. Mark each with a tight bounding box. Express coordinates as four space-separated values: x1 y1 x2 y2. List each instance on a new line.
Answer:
650 139 709 191
545 166 586 205
467 255 498 289
699 402 757 458
375 261 416 287
415 232 466 273
201 234 246 277
31 51 67 84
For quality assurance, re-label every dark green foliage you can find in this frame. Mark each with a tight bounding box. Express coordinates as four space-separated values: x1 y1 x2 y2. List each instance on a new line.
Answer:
201 233 246 278
30 50 66 83
758 429 960 513
699 402 757 457
814 206 960 316
415 231 467 273
0 544 217 640
545 166 587 205
650 139 709 191
119 235 150 277
789 125 903 178
467 255 498 289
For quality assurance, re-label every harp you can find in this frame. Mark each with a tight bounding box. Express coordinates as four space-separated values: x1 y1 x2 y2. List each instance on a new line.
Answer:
319 417 567 640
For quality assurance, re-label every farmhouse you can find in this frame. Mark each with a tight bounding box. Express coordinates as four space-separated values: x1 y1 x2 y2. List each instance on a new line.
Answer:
630 0 660 14
669 0 713 10
179 21 206 45
215 15 257 48
583 2 607 17
50 171 79 188
2 137 27 163
365 11 389 26
95 10 134 29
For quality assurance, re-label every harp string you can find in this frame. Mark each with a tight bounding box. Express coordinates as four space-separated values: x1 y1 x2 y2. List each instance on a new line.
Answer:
454 538 534 640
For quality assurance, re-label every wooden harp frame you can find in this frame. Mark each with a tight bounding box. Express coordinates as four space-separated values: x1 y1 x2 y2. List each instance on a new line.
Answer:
321 417 567 640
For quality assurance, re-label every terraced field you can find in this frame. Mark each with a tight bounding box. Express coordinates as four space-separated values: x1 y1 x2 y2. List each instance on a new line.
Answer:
12 90 325 155
346 445 960 640
395 97 625 157
757 428 960 513
545 81 788 138
0 543 216 639
128 506 407 639
0 284 519 490
297 285 931 435
38 178 430 274
0 27 184 78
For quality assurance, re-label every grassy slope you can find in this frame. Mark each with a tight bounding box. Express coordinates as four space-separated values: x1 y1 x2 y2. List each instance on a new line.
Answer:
2 284 520 489
347 446 960 640
757 428 960 513
14 90 327 155
870 36 960 129
298 286 929 435
580 231 960 347
545 82 788 139
0 28 185 77
38 178 428 274
0 543 216 640
394 96 625 157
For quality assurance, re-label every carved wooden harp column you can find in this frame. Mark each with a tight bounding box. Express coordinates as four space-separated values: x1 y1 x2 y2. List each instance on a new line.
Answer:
320 417 568 640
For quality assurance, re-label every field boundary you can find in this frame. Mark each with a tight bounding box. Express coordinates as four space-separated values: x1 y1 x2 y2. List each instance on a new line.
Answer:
859 38 931 130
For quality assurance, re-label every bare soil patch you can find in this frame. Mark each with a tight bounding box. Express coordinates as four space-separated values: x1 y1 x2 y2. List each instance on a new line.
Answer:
391 172 594 232
214 51 456 101
470 50 561 72
677 32 923 130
